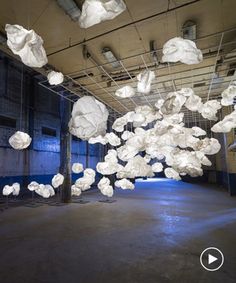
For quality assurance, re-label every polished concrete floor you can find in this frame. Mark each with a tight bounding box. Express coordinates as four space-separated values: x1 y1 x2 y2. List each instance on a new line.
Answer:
0 179 236 283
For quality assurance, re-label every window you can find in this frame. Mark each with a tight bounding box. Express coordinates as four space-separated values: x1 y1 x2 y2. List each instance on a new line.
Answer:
0 115 16 128
42 127 57 137
72 135 80 142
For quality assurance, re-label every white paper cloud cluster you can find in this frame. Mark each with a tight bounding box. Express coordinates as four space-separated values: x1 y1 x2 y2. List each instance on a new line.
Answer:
151 162 163 173
69 96 109 140
164 168 181 180
115 85 135 98
72 163 84 174
2 183 20 196
162 37 203 65
47 71 64 85
112 105 161 133
160 91 186 115
89 132 120 146
121 131 135 140
28 182 55 198
74 168 96 191
199 100 222 121
137 70 155 94
52 173 64 189
184 94 203 112
221 82 236 106
79 0 126 28
211 107 236 133
5 24 47 68
115 178 134 190
98 177 114 197
71 185 82 197
9 131 32 150
105 132 121 146
28 181 40 191
117 156 154 179
35 184 55 198
89 135 107 145
107 87 223 183
96 149 122 175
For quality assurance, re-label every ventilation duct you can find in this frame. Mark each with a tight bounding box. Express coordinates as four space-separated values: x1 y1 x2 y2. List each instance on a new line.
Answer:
182 20 197 40
150 40 159 65
57 0 81 21
102 47 121 68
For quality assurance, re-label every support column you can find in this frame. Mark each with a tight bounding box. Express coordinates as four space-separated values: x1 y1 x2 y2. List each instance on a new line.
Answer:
86 141 89 168
60 97 72 203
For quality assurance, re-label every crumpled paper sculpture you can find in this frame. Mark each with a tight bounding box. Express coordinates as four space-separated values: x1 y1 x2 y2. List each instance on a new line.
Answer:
87 84 228 191
96 149 122 175
72 163 84 174
117 156 154 179
164 168 181 180
79 0 126 28
137 70 155 94
105 132 121 146
47 71 64 85
52 173 64 188
191 127 206 137
75 168 96 191
115 178 134 190
69 96 109 140
28 181 39 191
98 177 114 197
115 85 135 98
160 91 186 115
35 184 55 198
211 108 236 133
89 135 107 145
12 183 20 196
184 94 202 112
121 131 135 140
71 185 82 196
2 183 20 196
151 162 163 173
221 82 236 106
193 138 221 155
5 24 48 68
2 185 13 196
9 131 32 150
199 100 221 121
162 37 203 65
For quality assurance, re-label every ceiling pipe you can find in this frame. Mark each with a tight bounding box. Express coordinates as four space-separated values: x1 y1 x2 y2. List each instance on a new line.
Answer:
56 0 81 22
48 0 200 57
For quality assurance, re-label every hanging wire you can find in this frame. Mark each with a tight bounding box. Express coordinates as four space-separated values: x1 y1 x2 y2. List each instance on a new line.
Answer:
139 55 158 107
19 64 24 131
167 62 177 91
207 32 224 101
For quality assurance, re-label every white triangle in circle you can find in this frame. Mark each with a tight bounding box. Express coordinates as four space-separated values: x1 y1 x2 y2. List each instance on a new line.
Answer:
208 254 218 265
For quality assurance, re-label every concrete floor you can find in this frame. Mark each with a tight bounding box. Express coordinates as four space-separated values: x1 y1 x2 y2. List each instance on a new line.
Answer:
0 179 236 283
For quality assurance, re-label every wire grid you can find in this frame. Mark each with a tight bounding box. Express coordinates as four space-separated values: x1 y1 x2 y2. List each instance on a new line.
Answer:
38 78 119 123
36 27 236 131
64 32 236 116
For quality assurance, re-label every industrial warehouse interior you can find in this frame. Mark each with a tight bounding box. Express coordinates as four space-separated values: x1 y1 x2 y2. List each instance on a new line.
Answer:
0 0 236 282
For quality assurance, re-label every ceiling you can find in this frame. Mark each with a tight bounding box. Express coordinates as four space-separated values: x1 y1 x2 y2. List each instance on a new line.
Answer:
1 0 236 119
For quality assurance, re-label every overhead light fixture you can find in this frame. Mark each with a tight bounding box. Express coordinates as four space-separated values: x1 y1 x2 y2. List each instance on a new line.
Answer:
150 40 159 65
0 31 6 44
57 0 81 22
102 47 121 68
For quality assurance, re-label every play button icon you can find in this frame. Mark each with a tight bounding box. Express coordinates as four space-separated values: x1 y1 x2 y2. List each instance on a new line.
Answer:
200 247 224 271
208 254 218 265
